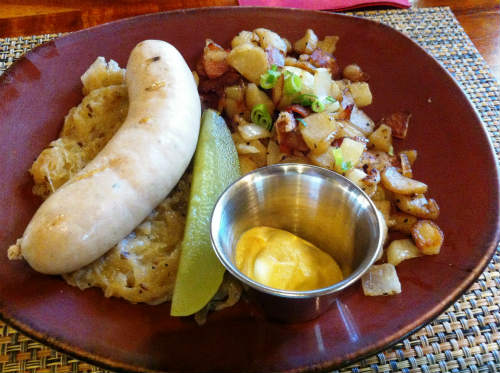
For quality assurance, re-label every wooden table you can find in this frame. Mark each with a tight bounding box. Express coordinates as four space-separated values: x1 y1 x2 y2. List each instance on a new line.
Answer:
0 0 498 82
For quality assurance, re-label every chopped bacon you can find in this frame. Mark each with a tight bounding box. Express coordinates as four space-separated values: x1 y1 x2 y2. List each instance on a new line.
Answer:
286 104 310 117
309 48 341 78
379 112 411 139
196 58 207 78
198 71 242 95
275 112 309 154
202 40 230 79
335 104 353 120
266 47 285 67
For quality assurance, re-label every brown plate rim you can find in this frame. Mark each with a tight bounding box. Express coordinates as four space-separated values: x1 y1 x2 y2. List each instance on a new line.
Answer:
1 6 499 373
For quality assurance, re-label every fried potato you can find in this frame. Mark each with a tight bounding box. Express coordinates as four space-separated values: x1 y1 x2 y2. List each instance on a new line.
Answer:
380 111 411 139
348 82 372 107
390 212 418 234
317 35 339 54
387 239 421 266
369 124 393 153
294 29 318 54
254 28 288 54
227 44 269 85
411 220 444 255
362 263 401 296
381 167 428 195
394 194 440 219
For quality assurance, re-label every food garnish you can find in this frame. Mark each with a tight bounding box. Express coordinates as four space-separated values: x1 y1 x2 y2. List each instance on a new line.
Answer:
171 110 240 316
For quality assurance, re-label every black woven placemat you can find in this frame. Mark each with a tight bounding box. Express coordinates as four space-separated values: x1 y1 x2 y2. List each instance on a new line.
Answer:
1 6 499 373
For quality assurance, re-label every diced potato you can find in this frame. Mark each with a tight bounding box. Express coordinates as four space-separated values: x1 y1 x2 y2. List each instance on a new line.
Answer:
313 68 331 95
362 263 401 296
300 112 338 154
267 139 283 165
225 85 245 101
254 28 288 54
411 220 444 255
359 150 396 171
239 155 258 174
390 212 418 234
227 44 269 85
369 124 393 153
310 146 335 169
337 120 366 139
394 194 440 219
343 64 369 82
349 107 375 136
245 83 275 115
335 79 348 92
380 112 411 139
330 80 342 101
238 122 271 141
345 168 367 188
294 29 318 54
225 99 244 121
317 35 339 55
231 30 258 49
400 153 413 178
400 149 417 165
381 167 428 195
236 143 260 154
224 85 246 120
387 239 421 266
313 69 333 100
283 66 314 95
348 82 372 107
334 138 366 172
373 200 393 227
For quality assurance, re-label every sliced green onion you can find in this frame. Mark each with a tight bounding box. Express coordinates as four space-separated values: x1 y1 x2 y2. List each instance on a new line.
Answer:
251 104 273 131
311 99 325 113
332 148 343 166
341 161 352 172
388 145 394 156
260 65 281 89
325 96 336 103
332 148 352 172
284 71 302 95
297 118 307 127
293 93 317 106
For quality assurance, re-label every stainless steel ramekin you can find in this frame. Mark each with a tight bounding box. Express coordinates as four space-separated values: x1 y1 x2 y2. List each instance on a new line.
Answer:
210 163 383 322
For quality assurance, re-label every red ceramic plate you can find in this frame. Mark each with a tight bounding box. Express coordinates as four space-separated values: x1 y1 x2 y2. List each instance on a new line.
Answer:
0 7 499 373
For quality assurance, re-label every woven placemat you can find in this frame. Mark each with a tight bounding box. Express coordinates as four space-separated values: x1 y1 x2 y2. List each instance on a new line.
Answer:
1 6 499 373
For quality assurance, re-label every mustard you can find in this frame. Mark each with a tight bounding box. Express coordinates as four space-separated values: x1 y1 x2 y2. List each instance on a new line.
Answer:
235 226 343 291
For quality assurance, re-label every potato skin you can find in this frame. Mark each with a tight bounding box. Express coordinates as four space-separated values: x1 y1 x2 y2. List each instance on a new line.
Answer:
19 40 201 274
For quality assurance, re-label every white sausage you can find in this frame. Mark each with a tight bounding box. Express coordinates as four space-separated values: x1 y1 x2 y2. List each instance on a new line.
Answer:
16 40 201 274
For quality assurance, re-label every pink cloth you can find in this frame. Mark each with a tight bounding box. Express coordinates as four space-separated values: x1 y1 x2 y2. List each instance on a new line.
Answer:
238 0 410 11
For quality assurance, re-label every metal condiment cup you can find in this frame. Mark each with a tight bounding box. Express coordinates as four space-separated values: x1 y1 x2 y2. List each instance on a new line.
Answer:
210 163 383 322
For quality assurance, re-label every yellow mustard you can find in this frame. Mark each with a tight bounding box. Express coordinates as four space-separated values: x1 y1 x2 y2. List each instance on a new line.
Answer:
235 226 343 291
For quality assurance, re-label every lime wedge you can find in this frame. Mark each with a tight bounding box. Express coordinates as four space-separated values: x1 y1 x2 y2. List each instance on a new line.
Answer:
171 110 240 316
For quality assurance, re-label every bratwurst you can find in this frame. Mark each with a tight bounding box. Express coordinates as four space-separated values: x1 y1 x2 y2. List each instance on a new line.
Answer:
10 40 201 274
